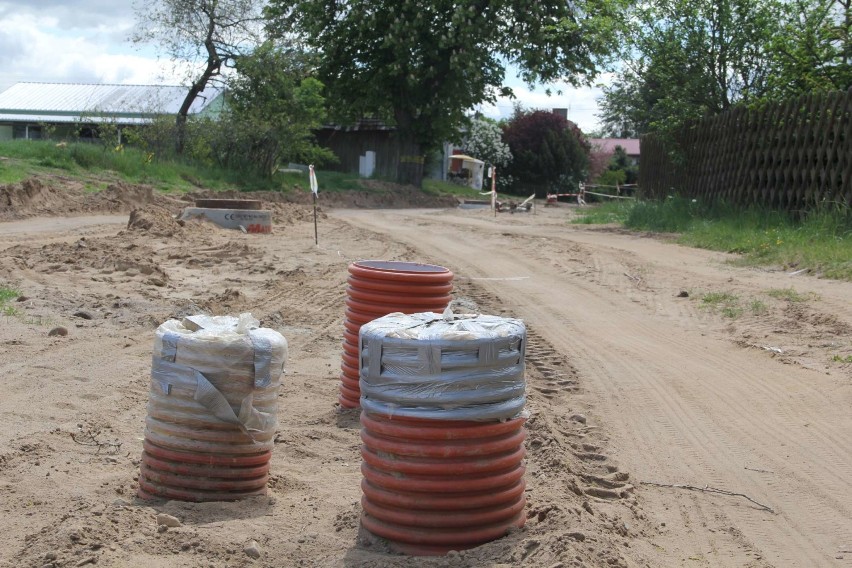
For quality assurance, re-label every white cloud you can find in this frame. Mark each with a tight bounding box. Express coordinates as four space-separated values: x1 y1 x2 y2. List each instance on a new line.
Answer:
0 0 132 29
0 0 612 133
476 72 615 134
0 10 185 92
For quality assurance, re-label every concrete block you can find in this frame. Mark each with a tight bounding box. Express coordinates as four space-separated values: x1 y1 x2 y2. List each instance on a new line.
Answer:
179 207 272 234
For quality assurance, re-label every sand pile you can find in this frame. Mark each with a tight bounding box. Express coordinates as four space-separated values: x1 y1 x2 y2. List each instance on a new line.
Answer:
0 177 186 220
0 178 69 219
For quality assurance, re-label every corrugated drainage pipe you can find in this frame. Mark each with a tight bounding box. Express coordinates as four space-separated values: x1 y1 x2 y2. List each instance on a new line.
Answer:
358 312 527 555
138 314 287 502
339 260 453 409
360 413 527 555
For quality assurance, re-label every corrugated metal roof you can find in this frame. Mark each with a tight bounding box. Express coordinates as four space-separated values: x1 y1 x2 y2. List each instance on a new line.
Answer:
589 138 641 156
0 113 153 124
0 82 222 124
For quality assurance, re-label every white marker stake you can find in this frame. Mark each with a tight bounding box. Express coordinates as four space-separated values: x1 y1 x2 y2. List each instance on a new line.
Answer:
309 165 319 245
491 166 497 217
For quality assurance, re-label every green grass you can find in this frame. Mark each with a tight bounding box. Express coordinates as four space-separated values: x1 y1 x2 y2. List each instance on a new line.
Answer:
575 196 852 281
0 140 374 195
308 170 367 192
0 285 19 304
0 139 510 201
0 285 20 317
572 200 633 224
766 287 818 302
700 291 744 318
0 156 32 184
700 293 770 318
422 178 513 201
749 299 769 315
832 354 852 363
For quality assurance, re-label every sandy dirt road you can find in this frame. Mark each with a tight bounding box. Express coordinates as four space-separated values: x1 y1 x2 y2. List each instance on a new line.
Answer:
334 207 852 567
0 196 850 567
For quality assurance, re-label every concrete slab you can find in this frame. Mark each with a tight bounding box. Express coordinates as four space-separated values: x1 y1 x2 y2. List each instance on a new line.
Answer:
179 207 272 234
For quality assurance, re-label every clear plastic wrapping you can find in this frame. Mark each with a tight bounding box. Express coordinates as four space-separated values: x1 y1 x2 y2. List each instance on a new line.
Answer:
359 312 526 421
146 313 288 450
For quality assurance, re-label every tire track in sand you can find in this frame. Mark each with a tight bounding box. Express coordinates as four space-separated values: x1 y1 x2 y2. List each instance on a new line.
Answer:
332 208 852 567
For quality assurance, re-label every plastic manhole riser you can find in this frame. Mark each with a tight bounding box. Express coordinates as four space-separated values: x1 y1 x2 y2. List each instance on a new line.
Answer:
138 315 287 502
339 260 453 409
358 312 528 555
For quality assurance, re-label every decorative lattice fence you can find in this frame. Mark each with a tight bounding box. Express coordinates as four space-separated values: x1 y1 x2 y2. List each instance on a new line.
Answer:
640 88 852 209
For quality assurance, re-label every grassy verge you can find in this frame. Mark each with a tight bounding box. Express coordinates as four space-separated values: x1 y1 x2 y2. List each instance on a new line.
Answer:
573 196 852 280
1 140 512 203
0 140 370 194
694 286 819 319
572 200 633 224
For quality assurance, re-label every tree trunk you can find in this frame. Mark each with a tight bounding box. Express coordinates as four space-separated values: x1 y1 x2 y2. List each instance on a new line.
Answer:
393 110 425 187
175 8 221 156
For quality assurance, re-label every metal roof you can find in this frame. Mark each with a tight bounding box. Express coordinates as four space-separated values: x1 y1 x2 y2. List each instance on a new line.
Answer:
0 82 222 124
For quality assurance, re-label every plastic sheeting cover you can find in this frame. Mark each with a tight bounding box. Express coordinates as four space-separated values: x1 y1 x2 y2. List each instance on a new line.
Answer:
149 313 288 444
359 312 526 421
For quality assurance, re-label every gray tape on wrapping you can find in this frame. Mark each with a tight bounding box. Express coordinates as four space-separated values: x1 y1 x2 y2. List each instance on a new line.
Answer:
151 357 275 441
160 332 180 363
193 369 276 440
248 330 273 388
194 369 243 427
366 336 383 379
358 313 527 421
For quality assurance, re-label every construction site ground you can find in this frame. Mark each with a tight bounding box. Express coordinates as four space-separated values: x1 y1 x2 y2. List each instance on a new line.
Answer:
1 177 851 567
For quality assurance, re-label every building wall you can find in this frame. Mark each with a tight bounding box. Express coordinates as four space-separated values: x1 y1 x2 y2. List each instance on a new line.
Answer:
0 124 11 140
315 129 400 179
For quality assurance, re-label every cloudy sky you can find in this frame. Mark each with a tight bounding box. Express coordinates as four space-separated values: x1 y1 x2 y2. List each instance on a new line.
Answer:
0 0 605 132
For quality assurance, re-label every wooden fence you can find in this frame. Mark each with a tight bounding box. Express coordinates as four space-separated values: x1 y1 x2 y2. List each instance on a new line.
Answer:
640 88 852 209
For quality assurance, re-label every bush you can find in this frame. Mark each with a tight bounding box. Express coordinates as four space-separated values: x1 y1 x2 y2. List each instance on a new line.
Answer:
502 108 589 196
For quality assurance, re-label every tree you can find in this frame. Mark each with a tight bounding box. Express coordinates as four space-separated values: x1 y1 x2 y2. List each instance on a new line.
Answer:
502 108 590 196
598 0 783 137
598 0 852 138
462 117 512 187
768 0 852 95
265 0 623 187
595 145 637 188
218 42 334 176
132 0 264 154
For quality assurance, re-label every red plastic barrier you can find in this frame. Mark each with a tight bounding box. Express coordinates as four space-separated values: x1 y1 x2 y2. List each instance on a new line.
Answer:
339 261 452 409
359 412 527 555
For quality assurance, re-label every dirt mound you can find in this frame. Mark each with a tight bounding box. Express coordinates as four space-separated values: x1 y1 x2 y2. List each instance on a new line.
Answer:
126 207 184 237
0 176 186 220
1 175 456 222
186 181 459 210
125 206 215 237
270 202 327 225
6 236 168 287
88 183 159 213
0 178 69 219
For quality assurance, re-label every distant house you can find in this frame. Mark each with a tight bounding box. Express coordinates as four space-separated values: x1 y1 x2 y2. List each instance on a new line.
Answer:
588 138 641 164
314 119 460 182
0 82 224 141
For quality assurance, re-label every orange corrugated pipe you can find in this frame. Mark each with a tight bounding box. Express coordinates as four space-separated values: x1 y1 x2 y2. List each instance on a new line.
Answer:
359 412 527 555
339 261 453 409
